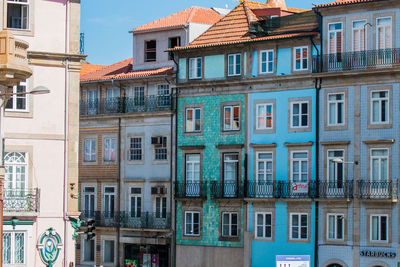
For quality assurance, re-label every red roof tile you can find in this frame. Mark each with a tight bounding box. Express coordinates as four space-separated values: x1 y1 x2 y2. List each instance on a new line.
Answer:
80 63 106 77
315 0 376 8
132 6 223 33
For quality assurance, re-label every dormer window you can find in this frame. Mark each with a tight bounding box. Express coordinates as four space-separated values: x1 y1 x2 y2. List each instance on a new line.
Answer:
145 40 156 62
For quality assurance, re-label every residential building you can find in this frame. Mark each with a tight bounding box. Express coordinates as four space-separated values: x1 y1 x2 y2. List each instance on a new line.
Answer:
1 0 83 266
76 7 224 266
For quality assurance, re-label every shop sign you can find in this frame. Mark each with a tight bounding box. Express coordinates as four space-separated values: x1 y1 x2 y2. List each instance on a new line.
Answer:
292 183 309 194
360 249 396 258
276 255 310 267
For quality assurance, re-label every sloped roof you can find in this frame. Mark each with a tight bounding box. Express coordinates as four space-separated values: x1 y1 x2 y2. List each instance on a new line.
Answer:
132 6 223 33
315 0 377 8
80 63 106 78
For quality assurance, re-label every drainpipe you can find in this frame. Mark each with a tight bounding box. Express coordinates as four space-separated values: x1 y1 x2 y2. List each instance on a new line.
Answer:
117 117 122 266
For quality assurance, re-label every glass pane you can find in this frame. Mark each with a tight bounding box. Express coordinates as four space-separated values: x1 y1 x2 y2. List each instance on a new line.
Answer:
337 216 343 239
381 216 387 241
3 233 11 264
372 216 378 240
14 233 24 264
104 240 115 263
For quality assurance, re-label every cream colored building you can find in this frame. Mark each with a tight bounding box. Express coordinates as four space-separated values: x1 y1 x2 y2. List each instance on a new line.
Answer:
1 0 84 266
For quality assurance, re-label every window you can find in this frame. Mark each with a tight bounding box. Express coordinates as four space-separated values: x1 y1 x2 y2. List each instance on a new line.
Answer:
103 137 116 162
86 89 98 115
290 152 308 183
155 197 167 219
377 17 392 49
130 188 141 218
256 152 273 182
189 57 202 79
222 212 238 237
82 238 95 263
255 212 272 239
105 88 120 113
185 154 200 183
83 186 96 216
353 20 366 51
157 84 170 96
327 93 345 126
168 37 181 60
128 137 142 161
185 108 201 132
223 153 239 197
126 86 145 107
327 150 344 189
145 40 156 62
256 103 273 130
184 211 200 236
370 214 388 242
103 187 115 218
290 213 308 240
371 90 389 124
102 239 115 264
7 0 29 29
6 81 27 111
260 50 274 74
3 232 26 265
83 138 96 162
4 152 27 190
290 101 309 128
328 23 343 54
294 46 308 71
228 53 241 76
327 214 344 241
154 137 167 161
223 105 240 131
370 149 388 183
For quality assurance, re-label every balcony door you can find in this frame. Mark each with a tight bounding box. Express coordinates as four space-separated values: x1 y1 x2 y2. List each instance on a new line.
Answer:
370 149 389 198
223 153 239 197
83 186 96 218
376 17 392 66
103 186 115 219
87 89 98 114
126 86 145 112
328 23 343 71
4 152 28 210
327 150 344 197
105 88 120 113
255 152 273 198
185 154 200 197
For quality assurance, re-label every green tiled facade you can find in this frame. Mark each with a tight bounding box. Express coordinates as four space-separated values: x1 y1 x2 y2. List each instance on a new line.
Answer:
176 94 246 247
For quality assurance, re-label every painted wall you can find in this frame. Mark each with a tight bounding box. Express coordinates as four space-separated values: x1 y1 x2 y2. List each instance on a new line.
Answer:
204 55 225 79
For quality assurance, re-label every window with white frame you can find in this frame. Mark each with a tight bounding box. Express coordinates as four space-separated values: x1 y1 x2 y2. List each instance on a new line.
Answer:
103 137 116 162
82 237 95 263
86 89 99 114
290 101 309 128
256 152 273 182
83 138 96 162
185 154 200 183
290 213 308 240
189 57 202 79
256 103 273 130
4 152 27 191
328 23 343 54
103 187 115 218
370 149 388 183
371 90 389 124
185 107 201 132
353 20 367 52
255 212 272 239
377 17 392 50
155 197 167 219
290 151 308 183
102 239 116 264
327 213 344 241
3 231 26 265
157 84 170 95
7 0 29 29
184 211 200 236
228 53 241 76
260 50 274 74
128 137 142 161
223 105 240 131
293 46 308 71
106 88 119 102
83 186 96 215
154 137 167 161
327 150 344 189
370 214 388 242
222 212 238 237
130 187 141 218
6 81 27 111
127 86 145 106
327 93 345 126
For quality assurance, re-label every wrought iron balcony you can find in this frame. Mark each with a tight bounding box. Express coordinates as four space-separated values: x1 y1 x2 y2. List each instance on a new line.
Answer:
3 188 40 213
312 48 400 73
210 181 245 199
246 181 277 198
80 211 171 230
357 180 398 200
175 182 207 199
80 95 174 116
277 181 316 199
315 180 354 199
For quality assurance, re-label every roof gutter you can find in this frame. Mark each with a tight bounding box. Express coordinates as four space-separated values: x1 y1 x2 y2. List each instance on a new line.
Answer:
314 0 383 9
130 24 187 34
80 74 172 84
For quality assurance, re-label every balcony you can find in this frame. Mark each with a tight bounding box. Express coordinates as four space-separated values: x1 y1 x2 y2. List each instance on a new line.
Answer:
246 181 277 198
312 48 400 73
210 181 245 199
80 95 174 116
3 188 40 214
315 181 353 199
0 30 32 86
174 182 207 199
358 180 398 200
80 211 171 230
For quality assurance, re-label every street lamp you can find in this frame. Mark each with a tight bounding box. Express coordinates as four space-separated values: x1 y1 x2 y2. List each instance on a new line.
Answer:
332 158 358 165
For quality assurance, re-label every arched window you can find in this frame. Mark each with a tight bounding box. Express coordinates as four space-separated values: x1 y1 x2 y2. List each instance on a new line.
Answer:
4 152 27 190
327 264 344 267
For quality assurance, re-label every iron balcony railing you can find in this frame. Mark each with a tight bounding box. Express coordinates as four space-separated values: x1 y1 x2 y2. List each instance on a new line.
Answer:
80 95 174 116
80 211 171 230
357 180 398 200
278 181 316 199
312 48 400 73
174 182 207 199
3 188 40 213
210 181 245 199
315 180 354 199
246 181 277 198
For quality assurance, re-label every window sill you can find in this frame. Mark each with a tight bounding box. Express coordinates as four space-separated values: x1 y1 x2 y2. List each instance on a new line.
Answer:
5 110 33 118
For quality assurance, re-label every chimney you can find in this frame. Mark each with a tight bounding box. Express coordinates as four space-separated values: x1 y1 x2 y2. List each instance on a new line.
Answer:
265 0 288 10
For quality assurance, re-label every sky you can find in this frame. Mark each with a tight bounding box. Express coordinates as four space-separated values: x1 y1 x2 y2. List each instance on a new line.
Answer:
81 0 332 65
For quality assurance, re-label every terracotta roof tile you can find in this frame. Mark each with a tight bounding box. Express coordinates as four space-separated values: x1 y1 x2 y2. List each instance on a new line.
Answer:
80 63 106 77
133 7 223 33
315 0 376 8
112 67 174 80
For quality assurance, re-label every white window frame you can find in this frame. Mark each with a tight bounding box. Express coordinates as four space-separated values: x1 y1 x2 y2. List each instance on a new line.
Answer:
101 235 117 266
293 46 309 71
327 92 345 126
185 154 200 183
256 152 273 182
128 187 142 218
102 185 116 216
289 213 308 240
370 90 389 124
5 80 28 112
255 212 272 239
83 138 97 162
4 151 28 190
3 231 27 266
370 214 388 243
228 53 241 76
223 105 240 131
370 148 389 183
6 0 30 30
154 196 167 219
259 49 274 74
185 107 201 133
103 136 117 162
327 149 344 186
327 213 344 241
256 103 273 130
221 212 239 237
189 57 202 79
128 137 143 161
290 101 309 128
80 235 96 265
328 22 343 54
157 84 170 95
81 184 97 214
352 20 367 52
290 151 308 183
376 17 392 50
184 211 201 236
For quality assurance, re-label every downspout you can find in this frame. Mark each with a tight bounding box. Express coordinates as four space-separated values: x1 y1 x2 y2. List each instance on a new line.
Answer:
117 117 122 266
